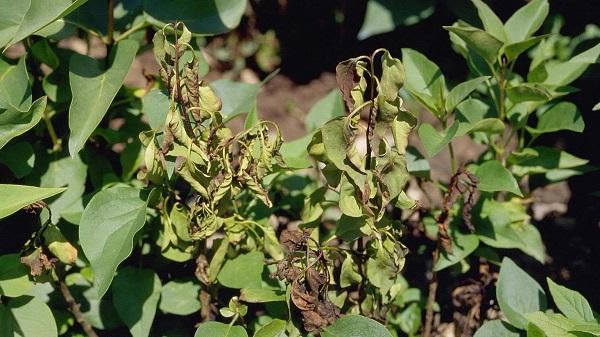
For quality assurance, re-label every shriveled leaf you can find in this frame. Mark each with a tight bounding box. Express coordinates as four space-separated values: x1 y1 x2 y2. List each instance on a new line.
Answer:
0 184 66 219
113 268 162 337
68 39 139 156
79 186 148 298
497 257 547 329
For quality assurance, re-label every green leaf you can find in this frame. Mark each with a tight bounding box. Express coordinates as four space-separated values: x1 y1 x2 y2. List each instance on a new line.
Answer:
445 76 489 113
322 118 350 170
194 322 248 337
0 57 32 110
507 82 552 103
0 142 34 178
217 251 264 289
0 184 66 219
68 39 139 156
524 312 579 337
253 319 286 337
0 0 86 49
280 132 314 169
402 48 446 117
142 89 169 130
0 254 34 297
471 0 506 42
321 315 393 337
406 146 430 178
474 320 520 337
4 296 58 337
527 102 584 135
0 97 47 150
417 122 459 157
211 80 260 121
144 0 247 35
504 35 548 61
79 186 148 298
397 303 421 336
357 0 434 40
511 147 588 178
434 230 479 271
547 278 594 322
477 199 545 263
239 288 285 303
336 214 372 242
340 254 362 288
40 155 87 224
497 257 547 329
65 272 123 329
159 279 201 315
504 0 549 43
543 43 600 86
571 323 600 336
475 160 522 196
444 23 503 64
112 268 161 337
305 89 345 131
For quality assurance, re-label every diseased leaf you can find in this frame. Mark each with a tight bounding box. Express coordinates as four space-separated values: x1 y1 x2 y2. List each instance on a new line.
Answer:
547 278 594 322
79 186 148 298
475 160 522 196
504 0 549 43
68 39 139 156
0 184 66 219
497 257 547 329
112 268 161 337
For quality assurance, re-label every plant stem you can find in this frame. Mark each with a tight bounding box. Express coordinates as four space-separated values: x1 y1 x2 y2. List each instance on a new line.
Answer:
43 109 62 152
423 249 439 337
58 279 99 337
448 141 457 174
106 0 114 50
114 21 150 43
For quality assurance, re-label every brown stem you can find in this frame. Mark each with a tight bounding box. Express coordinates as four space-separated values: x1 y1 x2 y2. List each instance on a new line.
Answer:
423 249 439 337
58 279 99 337
106 0 114 51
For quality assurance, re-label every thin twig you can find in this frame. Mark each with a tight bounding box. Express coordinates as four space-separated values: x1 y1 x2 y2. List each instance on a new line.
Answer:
58 279 99 337
106 0 114 51
423 249 439 337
